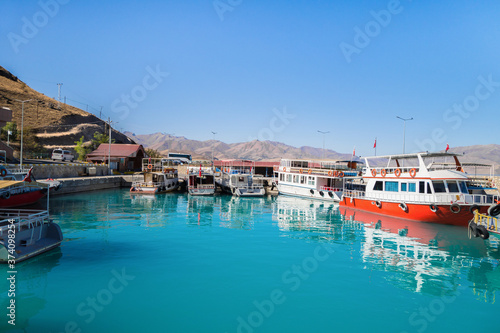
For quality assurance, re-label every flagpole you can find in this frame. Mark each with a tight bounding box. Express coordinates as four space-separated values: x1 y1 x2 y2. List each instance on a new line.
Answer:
374 138 377 156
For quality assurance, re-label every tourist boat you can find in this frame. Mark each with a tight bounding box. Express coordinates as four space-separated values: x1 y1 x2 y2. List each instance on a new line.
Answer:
217 160 265 197
340 152 500 226
0 208 63 263
187 165 215 196
130 158 179 194
274 159 362 202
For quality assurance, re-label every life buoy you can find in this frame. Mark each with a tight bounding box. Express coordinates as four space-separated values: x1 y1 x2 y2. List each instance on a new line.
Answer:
429 204 438 212
395 169 401 177
283 167 287 172
328 170 333 176
333 171 339 177
0 168 7 177
381 169 387 177
399 202 408 212
148 164 153 170
450 203 461 214
371 169 377 177
308 169 312 174
338 171 344 178
300 169 304 174
409 168 417 178
273 165 278 171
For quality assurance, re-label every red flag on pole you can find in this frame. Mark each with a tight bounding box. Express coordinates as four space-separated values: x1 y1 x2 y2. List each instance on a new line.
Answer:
445 143 450 152
199 163 202 177
373 139 377 148
352 147 356 156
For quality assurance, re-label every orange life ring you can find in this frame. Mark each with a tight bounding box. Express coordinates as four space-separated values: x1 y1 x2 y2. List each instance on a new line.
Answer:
395 168 401 177
300 169 304 174
410 168 417 178
148 164 153 170
381 169 387 177
283 167 287 172
273 165 278 171
308 169 312 174
371 169 377 177
328 170 333 176
338 171 344 177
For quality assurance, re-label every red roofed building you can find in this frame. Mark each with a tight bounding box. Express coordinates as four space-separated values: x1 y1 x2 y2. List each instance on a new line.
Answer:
86 144 146 172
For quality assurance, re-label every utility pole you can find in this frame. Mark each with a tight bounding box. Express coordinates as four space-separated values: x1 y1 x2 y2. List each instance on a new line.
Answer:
57 83 63 108
108 117 118 174
16 99 32 168
211 131 217 166
317 130 329 160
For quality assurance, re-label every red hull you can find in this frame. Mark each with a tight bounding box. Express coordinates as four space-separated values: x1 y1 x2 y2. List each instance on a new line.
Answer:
339 197 483 226
0 190 46 208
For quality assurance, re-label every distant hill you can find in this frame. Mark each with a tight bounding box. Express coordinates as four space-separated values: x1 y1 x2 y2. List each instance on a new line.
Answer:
125 132 360 161
0 65 134 151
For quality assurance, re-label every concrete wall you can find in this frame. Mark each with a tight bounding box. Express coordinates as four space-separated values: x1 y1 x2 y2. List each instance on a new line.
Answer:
31 164 110 179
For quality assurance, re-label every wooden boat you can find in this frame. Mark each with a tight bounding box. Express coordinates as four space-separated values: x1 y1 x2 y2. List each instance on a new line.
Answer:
187 165 215 196
130 158 179 194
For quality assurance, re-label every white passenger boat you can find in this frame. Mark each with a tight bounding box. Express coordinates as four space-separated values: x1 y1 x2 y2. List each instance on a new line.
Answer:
187 165 215 196
217 160 265 197
274 159 362 202
130 158 179 194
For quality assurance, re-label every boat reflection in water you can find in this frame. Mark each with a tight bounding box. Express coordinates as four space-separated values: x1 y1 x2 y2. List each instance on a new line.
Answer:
186 195 216 226
218 196 268 230
273 196 500 298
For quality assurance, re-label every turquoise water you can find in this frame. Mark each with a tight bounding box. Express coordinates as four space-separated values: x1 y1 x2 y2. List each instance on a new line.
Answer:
2 189 500 333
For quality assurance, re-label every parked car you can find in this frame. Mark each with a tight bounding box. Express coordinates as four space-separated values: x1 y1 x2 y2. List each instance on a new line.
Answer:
51 149 74 162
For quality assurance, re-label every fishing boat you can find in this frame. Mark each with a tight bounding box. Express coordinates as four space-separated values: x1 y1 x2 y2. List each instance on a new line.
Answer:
187 165 215 196
217 160 265 197
130 158 179 194
0 208 63 263
274 159 362 202
340 152 500 226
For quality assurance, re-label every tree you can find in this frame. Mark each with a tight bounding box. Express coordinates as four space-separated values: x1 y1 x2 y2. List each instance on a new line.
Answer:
74 136 91 160
91 131 114 150
1 122 18 141
145 148 161 158
22 127 44 156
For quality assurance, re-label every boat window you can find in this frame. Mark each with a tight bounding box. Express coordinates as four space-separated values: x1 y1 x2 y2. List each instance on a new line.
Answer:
308 176 315 186
300 176 306 184
408 183 416 192
427 183 432 194
433 181 446 193
286 174 292 182
373 181 383 191
385 181 398 192
459 181 468 193
401 183 407 192
446 181 459 193
419 181 425 193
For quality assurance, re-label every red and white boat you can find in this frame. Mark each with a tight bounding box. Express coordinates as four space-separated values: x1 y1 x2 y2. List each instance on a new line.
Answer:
130 158 179 195
187 165 215 196
340 152 500 226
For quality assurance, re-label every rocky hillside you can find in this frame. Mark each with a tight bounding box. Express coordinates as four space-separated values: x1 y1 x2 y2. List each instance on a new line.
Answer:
0 66 134 150
125 132 356 161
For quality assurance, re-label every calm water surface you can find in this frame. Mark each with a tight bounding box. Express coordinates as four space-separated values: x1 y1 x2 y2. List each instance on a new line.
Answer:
1 189 500 333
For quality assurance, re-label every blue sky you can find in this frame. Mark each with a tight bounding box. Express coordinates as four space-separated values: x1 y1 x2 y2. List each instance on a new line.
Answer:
2 0 500 156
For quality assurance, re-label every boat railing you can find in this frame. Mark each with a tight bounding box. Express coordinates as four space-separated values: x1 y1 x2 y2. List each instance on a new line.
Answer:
131 181 166 187
467 176 496 189
188 184 215 189
0 209 50 235
279 166 357 177
237 184 265 190
320 186 343 192
368 167 420 176
473 211 498 233
343 189 366 199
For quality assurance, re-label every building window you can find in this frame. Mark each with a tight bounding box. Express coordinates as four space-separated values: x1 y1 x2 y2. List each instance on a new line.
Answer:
385 181 398 192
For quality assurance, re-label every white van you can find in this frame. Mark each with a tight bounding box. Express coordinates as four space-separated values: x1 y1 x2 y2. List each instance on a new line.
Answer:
51 149 74 162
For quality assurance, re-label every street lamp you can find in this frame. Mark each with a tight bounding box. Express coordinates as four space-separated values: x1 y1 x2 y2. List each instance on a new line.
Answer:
396 116 413 154
15 99 32 168
211 131 217 164
317 130 329 160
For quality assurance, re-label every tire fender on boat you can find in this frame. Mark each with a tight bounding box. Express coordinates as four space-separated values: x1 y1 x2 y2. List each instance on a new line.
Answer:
310 189 314 195
487 203 500 216
469 204 480 213
328 191 333 198
476 225 490 240
2 191 11 199
450 203 461 214
429 204 438 212
319 191 324 197
375 200 381 208
399 202 408 212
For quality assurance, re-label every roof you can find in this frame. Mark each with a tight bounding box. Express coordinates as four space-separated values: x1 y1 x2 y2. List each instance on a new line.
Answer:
87 144 145 159
364 152 463 160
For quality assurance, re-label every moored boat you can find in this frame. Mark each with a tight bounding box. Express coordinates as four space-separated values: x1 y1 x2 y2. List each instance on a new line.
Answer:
0 208 63 263
187 165 215 196
275 159 362 202
217 160 265 197
340 152 500 226
130 158 179 194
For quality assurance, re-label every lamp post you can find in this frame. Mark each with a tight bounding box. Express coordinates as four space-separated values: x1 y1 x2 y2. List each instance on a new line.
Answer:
396 116 413 154
211 131 217 165
317 130 329 160
15 99 32 168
